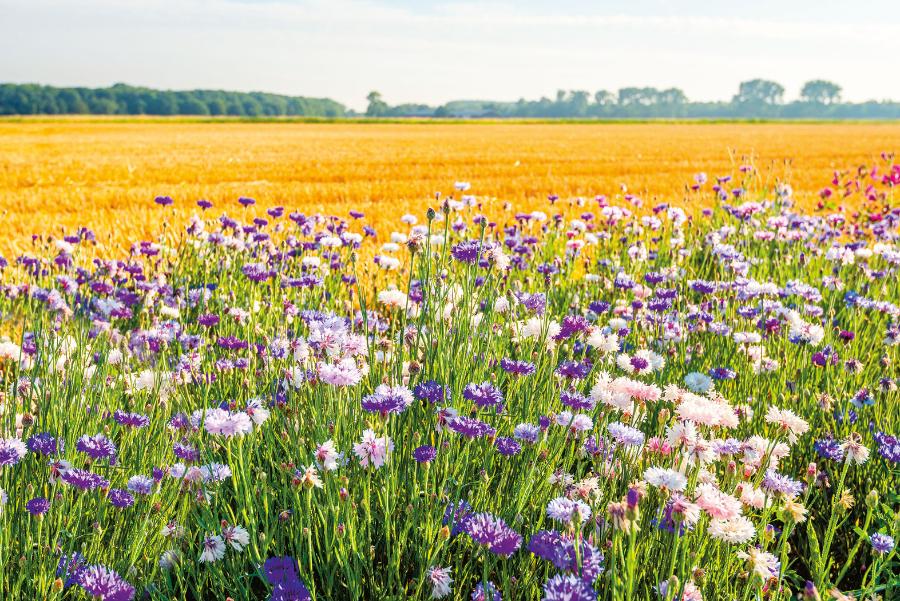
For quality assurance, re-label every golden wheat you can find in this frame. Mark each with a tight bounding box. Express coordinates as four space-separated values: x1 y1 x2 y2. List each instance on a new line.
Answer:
1 119 899 257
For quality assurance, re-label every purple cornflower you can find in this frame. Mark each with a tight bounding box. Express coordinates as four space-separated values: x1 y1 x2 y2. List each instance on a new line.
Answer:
197 199 213 210
532 531 604 581
76 564 135 600
26 497 51 516
499 358 535 376
108 489 135 508
361 384 414 416
556 315 591 341
443 500 474 536
27 432 59 456
413 445 437 463
242 262 275 282
494 437 521 456
217 336 248 350
0 438 27 466
463 382 504 411
690 280 717 294
198 313 220 327
450 240 483 263
413 380 448 404
174 442 200 462
556 360 592 380
560 390 594 410
543 575 596 601
61 468 110 490
463 513 522 556
57 552 87 588
519 292 547 315
588 301 610 315
113 410 150 429
154 195 174 206
264 556 312 601
814 437 844 462
708 367 736 381
447 416 496 439
870 533 895 554
873 431 899 463
76 434 117 463
238 196 256 207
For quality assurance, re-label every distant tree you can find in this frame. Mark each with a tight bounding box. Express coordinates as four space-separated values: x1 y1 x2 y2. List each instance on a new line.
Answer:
366 91 388 117
733 79 785 105
569 90 590 117
800 80 842 105
658 88 687 105
593 90 614 105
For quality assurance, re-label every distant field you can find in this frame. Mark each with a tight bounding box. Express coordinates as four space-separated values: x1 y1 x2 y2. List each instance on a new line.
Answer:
1 119 899 256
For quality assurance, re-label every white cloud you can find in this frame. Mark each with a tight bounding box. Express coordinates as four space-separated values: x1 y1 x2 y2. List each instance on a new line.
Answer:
1 0 897 109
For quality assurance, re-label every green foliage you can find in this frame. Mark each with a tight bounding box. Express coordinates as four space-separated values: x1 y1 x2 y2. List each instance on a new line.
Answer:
0 83 346 117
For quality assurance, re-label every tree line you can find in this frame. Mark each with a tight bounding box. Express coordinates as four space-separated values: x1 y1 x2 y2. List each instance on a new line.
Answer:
366 80 900 119
2 80 898 119
0 83 346 117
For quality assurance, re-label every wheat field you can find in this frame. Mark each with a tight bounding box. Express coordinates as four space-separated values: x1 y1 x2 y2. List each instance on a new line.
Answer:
1 119 899 256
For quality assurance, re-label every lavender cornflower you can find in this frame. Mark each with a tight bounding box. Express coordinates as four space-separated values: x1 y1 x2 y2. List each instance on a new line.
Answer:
127 475 154 495
761 469 805 499
513 423 540 444
463 382 504 411
463 513 522 556
0 438 27 466
472 581 501 601
546 497 591 524
61 468 110 491
607 422 645 447
361 384 414 415
543 575 596 601
76 564 135 600
870 533 895 554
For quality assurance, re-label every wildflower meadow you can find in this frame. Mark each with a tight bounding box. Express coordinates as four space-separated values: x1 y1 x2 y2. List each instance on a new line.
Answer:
0 159 898 601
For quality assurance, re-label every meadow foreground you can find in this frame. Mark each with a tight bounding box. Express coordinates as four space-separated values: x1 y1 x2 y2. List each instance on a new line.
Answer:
0 158 898 600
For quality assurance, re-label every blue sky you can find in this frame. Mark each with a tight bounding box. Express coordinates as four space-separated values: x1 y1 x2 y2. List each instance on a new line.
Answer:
1 0 897 110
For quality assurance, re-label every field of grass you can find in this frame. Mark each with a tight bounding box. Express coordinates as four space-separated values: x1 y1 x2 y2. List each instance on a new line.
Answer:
2 120 900 258
0 119 898 600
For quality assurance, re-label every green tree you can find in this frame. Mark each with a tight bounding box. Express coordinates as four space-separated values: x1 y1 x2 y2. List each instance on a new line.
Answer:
366 91 388 117
800 80 842 105
733 79 785 105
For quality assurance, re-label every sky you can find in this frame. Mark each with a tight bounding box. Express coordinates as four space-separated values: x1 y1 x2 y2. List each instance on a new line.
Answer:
2 0 898 111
